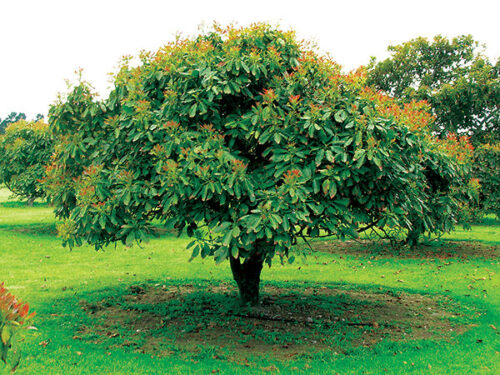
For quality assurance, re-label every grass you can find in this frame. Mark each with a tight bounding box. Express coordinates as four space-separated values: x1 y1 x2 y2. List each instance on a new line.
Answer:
0 187 498 374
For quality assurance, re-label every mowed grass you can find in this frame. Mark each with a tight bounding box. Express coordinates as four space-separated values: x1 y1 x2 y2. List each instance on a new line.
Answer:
0 187 499 374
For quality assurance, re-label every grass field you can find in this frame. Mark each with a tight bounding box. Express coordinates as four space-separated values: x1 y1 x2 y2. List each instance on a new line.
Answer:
0 187 498 374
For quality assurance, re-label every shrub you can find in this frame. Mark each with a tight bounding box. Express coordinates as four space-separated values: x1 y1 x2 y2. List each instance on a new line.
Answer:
0 282 36 372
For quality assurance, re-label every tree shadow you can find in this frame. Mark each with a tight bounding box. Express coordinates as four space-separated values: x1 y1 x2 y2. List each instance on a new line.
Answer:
70 280 474 361
0 201 48 208
0 223 179 239
0 223 58 236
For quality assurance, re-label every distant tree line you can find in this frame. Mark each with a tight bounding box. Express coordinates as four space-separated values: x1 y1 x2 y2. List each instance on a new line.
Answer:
0 112 44 134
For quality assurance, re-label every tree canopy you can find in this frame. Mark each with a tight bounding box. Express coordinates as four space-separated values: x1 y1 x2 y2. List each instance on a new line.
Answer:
0 113 44 134
472 143 500 217
0 113 26 134
0 119 53 203
366 35 499 143
43 24 469 305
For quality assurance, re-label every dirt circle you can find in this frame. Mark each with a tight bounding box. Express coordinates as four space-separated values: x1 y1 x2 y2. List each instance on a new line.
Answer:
78 282 471 360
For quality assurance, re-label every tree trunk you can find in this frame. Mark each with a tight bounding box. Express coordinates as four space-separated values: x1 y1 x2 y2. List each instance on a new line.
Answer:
26 197 35 207
230 252 264 306
406 219 423 248
406 228 420 248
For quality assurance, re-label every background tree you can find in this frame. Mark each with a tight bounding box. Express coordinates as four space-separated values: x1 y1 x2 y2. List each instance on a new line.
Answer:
44 24 466 306
356 91 475 247
0 119 53 204
0 112 26 134
366 35 499 144
406 134 476 246
472 143 500 218
0 113 44 134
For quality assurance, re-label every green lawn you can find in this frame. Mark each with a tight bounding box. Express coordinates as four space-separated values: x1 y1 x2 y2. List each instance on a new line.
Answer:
0 188 498 374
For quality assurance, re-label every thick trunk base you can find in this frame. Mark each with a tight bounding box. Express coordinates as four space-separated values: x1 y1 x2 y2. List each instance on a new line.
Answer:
406 229 420 248
230 253 264 306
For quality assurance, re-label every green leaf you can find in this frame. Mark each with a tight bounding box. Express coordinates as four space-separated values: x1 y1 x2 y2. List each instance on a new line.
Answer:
215 222 232 233
1 326 11 345
353 149 365 160
232 226 241 238
189 103 198 117
334 110 347 123
312 179 320 194
189 244 200 261
355 131 363 145
325 150 334 162
99 216 106 229
315 149 325 166
322 179 330 195
334 198 350 208
329 182 337 198
123 191 131 206
222 231 232 246
355 154 366 168
273 132 281 144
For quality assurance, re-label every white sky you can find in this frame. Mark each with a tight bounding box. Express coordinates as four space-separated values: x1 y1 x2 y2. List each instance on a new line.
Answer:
1 0 498 119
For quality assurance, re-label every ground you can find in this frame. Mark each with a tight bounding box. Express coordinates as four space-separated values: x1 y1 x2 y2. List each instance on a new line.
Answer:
0 187 498 374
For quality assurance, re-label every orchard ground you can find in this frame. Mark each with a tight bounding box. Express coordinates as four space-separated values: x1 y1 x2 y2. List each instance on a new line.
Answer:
0 187 498 374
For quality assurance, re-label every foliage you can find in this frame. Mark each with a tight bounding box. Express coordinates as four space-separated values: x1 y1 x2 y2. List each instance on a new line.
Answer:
366 35 499 143
0 282 36 372
0 113 26 135
353 90 476 245
0 119 53 203
44 24 467 304
473 143 500 218
1 114 44 134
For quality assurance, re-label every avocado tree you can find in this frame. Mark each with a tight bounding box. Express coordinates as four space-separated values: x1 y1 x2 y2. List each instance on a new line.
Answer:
473 143 500 218
44 25 464 305
0 119 53 204
405 133 475 246
351 91 475 247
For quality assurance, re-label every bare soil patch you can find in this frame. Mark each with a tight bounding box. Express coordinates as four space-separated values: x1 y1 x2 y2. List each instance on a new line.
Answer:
311 240 499 259
77 282 472 361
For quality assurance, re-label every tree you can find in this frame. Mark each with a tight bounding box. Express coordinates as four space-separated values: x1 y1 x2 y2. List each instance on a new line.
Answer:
405 133 475 246
0 112 26 134
354 92 474 247
44 24 464 306
0 119 53 204
366 35 499 144
0 113 44 134
472 143 500 218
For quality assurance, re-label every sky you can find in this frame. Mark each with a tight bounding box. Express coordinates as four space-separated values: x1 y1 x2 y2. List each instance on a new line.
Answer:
1 0 498 119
